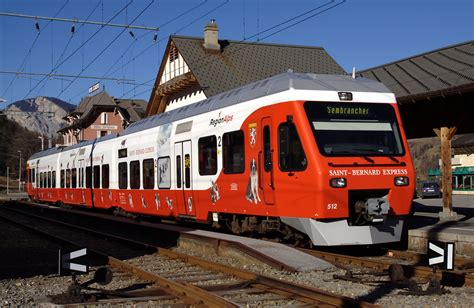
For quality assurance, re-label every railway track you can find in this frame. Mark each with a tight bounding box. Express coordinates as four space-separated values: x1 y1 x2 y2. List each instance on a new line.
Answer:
300 247 474 288
0 205 376 307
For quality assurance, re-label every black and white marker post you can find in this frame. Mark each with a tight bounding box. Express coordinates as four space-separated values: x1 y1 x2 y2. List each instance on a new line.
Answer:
428 240 455 270
58 248 89 276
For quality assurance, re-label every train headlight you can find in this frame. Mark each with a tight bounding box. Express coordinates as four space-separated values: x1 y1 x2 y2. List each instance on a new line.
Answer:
330 177 346 188
394 176 409 186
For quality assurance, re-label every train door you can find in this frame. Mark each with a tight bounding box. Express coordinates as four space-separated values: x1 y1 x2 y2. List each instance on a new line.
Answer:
174 141 196 216
261 117 276 204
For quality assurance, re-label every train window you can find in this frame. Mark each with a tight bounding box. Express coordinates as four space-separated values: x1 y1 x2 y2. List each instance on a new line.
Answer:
86 167 92 188
278 122 307 171
118 162 127 189
93 165 100 188
31 168 35 183
60 170 65 188
39 173 42 188
72 168 77 188
263 126 272 172
223 130 244 174
184 154 191 188
143 159 154 189
130 160 140 189
158 157 171 189
198 135 217 175
78 168 82 188
66 169 71 188
102 164 109 189
48 171 52 188
176 156 182 189
52 171 56 188
118 148 127 158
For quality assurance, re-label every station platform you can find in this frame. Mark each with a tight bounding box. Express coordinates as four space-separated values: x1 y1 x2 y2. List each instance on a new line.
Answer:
407 196 474 259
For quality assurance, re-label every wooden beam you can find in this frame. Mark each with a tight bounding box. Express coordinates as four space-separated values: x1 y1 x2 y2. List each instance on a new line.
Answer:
439 126 457 214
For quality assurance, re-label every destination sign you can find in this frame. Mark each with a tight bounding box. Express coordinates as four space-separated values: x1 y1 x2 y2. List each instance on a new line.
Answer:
326 106 370 116
329 169 408 176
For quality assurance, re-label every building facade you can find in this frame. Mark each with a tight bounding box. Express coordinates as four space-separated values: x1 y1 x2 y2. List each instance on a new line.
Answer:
58 91 147 146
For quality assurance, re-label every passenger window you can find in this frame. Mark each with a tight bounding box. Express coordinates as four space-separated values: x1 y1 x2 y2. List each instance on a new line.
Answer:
278 122 307 171
158 157 171 189
52 171 56 188
263 126 272 172
61 170 65 188
184 154 191 188
47 171 51 188
130 160 140 189
32 169 36 183
118 162 127 189
71 168 77 188
176 156 182 188
93 165 100 188
142 159 154 189
86 167 92 188
102 164 109 189
66 169 71 188
223 130 244 174
198 135 217 175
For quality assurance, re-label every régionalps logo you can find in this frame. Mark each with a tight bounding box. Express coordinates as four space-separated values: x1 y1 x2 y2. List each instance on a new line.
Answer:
209 111 233 127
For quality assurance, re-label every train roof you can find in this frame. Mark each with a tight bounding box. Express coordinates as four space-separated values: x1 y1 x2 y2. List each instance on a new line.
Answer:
123 72 392 136
29 72 391 161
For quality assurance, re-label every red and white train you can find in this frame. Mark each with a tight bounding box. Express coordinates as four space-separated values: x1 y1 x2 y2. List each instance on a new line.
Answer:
27 72 415 246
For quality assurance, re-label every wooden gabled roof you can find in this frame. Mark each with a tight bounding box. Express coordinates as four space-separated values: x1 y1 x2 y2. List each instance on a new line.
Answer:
359 41 474 103
146 36 345 115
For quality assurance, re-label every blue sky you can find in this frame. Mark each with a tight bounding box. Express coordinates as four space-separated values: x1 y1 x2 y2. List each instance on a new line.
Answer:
0 0 472 106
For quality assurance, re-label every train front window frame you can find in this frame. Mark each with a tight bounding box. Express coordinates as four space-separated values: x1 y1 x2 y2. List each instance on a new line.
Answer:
304 102 405 157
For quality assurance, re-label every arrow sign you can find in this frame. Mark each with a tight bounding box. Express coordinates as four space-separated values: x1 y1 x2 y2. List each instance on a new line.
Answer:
59 248 89 275
428 241 455 270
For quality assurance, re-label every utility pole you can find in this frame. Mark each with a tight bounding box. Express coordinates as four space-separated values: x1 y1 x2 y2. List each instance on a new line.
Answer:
18 150 22 192
38 135 44 151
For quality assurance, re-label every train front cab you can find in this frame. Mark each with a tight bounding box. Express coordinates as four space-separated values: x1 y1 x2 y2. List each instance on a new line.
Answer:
278 100 415 246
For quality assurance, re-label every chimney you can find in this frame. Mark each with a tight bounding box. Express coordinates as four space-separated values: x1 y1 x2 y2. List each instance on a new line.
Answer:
203 19 220 52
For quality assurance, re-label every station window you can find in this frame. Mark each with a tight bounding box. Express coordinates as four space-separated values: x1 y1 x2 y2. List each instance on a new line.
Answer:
158 157 171 189
118 162 128 189
52 171 56 188
278 122 307 171
102 164 109 189
198 135 217 175
142 159 154 189
66 169 71 188
71 168 77 188
60 170 65 188
86 167 92 188
223 130 245 174
93 165 100 188
130 160 140 189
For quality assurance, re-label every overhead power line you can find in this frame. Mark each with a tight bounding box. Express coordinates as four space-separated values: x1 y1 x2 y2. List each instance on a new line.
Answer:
0 70 134 82
57 0 155 98
22 0 135 99
0 12 159 31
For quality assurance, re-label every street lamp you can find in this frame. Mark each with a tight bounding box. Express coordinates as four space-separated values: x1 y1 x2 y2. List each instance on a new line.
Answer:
18 150 22 192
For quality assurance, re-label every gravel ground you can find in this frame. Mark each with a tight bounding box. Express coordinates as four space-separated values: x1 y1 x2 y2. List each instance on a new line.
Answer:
1 246 473 307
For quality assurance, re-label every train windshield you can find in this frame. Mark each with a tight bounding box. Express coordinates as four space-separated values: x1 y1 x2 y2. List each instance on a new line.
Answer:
304 102 404 156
